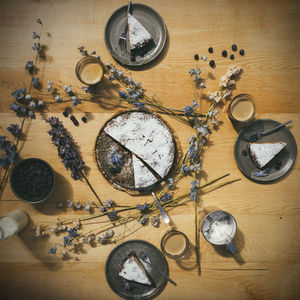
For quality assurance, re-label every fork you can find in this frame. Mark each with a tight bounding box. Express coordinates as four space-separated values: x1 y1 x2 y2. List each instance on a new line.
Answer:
140 252 177 286
249 120 292 142
118 0 132 51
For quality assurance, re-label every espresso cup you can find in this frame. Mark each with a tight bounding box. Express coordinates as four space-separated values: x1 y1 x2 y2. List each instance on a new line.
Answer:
201 210 238 255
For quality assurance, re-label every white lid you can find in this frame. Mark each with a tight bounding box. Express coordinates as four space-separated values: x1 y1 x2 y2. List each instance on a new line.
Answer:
0 228 3 241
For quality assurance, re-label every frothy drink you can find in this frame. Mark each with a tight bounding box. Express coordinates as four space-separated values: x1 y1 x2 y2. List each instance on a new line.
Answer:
79 62 103 85
229 94 255 123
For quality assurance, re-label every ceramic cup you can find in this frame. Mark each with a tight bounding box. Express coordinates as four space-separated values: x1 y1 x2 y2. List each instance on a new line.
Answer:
201 210 238 255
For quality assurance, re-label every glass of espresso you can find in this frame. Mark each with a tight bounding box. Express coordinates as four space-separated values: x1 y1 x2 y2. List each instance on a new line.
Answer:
161 230 190 259
75 56 104 85
228 94 255 124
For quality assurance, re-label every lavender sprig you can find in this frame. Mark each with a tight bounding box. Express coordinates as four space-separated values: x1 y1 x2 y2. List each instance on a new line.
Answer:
46 117 85 180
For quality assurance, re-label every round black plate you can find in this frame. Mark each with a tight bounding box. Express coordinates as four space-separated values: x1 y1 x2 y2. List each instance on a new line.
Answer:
105 4 167 67
234 119 297 183
105 240 169 299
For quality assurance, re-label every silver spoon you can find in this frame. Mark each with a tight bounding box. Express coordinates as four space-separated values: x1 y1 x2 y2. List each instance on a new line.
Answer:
140 253 177 286
249 120 292 142
152 192 170 224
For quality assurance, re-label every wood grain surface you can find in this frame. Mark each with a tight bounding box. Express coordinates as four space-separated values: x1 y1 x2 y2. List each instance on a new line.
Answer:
0 0 300 299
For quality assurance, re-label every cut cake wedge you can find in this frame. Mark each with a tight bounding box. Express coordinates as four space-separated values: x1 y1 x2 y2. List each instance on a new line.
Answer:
119 251 151 285
127 13 152 51
248 142 286 169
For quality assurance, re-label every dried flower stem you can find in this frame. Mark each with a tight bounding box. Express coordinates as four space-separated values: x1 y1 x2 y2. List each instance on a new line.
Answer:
0 23 43 196
79 170 103 206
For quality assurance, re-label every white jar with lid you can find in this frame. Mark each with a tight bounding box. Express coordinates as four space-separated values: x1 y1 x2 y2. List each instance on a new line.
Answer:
0 209 28 241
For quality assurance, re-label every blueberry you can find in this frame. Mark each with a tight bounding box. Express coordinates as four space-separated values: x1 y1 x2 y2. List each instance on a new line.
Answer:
70 115 79 126
222 50 228 57
239 49 245 56
194 54 199 61
230 54 235 60
208 47 213 54
81 116 87 123
232 44 237 51
242 149 248 156
209 60 216 68
63 111 69 117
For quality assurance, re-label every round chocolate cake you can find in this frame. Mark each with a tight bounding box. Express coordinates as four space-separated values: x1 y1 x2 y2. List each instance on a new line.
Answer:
95 110 176 192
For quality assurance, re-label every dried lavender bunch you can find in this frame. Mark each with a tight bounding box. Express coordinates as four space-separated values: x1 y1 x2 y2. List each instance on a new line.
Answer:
0 136 18 169
46 117 84 180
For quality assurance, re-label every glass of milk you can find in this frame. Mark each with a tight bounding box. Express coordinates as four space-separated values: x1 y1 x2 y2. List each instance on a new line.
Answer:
201 210 238 255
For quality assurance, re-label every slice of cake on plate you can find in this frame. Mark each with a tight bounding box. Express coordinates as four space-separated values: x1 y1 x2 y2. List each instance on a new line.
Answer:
127 13 152 52
248 142 286 169
119 251 152 285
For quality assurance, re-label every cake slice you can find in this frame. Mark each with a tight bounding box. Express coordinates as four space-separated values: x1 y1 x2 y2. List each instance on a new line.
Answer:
119 251 152 285
248 142 286 169
127 13 152 51
132 154 158 189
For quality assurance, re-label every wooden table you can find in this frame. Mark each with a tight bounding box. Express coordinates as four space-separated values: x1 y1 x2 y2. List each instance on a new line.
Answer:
0 0 299 299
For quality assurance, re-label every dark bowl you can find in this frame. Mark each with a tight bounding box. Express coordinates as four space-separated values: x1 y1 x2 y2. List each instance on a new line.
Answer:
10 158 55 204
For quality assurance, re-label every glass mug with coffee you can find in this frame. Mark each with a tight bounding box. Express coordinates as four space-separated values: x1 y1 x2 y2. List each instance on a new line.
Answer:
75 56 104 85
228 94 255 124
160 230 190 259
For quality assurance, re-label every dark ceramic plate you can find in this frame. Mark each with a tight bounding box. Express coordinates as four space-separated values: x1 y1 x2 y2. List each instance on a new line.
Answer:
234 119 297 183
105 4 167 67
105 240 169 299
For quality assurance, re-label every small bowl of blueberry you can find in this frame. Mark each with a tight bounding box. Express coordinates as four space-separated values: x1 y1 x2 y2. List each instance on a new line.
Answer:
10 158 55 204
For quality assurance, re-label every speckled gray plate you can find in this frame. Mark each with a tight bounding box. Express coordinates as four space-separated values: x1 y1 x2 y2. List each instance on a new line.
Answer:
105 240 168 299
234 119 297 183
105 4 167 67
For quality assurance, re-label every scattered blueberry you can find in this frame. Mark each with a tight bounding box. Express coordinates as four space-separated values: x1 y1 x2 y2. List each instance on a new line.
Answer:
209 60 216 68
222 50 228 57
239 49 245 56
63 111 68 117
230 54 235 60
275 159 282 170
232 44 237 51
194 54 199 61
70 115 79 126
81 116 87 123
208 47 213 54
242 149 248 156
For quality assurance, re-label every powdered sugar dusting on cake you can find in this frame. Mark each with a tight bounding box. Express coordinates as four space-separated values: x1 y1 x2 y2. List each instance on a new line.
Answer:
119 252 151 285
104 111 175 179
132 154 158 189
127 13 152 50
248 142 286 169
